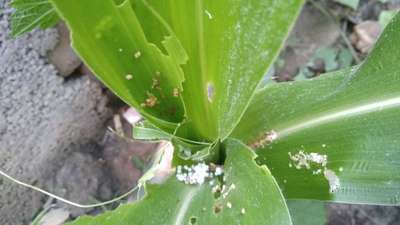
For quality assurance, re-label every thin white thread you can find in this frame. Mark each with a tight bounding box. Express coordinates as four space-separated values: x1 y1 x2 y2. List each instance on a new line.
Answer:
0 169 139 208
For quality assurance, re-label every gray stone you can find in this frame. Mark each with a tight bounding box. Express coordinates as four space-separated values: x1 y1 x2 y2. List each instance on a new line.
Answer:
350 20 382 54
49 23 82 77
0 1 112 224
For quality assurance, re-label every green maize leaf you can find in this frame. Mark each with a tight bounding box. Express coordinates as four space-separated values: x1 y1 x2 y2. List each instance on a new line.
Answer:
287 200 327 225
50 0 187 132
132 122 220 163
132 121 209 145
132 124 217 163
66 139 291 225
136 0 304 140
379 10 398 28
132 125 173 141
11 0 60 37
232 13 400 205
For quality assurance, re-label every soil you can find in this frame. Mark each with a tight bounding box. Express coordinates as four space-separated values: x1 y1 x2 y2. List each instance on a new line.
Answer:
327 203 400 225
1 0 400 225
0 4 113 221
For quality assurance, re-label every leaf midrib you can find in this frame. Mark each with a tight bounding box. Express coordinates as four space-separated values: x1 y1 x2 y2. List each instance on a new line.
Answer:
195 0 214 135
276 96 400 139
172 186 201 225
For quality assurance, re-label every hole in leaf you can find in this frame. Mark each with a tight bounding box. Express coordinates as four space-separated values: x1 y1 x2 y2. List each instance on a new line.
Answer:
213 203 222 214
213 186 221 199
189 217 197 225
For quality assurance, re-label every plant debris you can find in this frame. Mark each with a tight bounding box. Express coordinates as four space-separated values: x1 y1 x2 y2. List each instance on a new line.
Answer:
249 130 278 149
176 163 224 185
173 88 180 97
125 74 133 80
133 51 142 59
289 151 327 169
141 92 158 108
289 150 341 193
151 77 161 90
324 169 340 193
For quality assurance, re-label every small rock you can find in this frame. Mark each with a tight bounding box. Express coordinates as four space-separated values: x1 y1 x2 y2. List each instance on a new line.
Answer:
39 208 70 225
350 20 382 54
49 23 82 77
